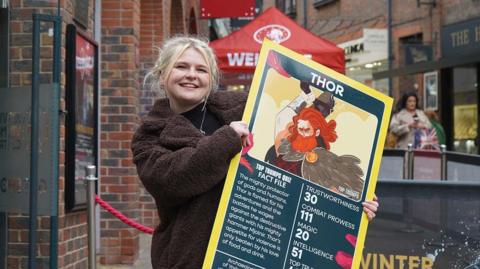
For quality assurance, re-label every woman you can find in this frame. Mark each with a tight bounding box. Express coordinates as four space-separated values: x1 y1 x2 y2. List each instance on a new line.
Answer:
389 92 432 149
131 36 379 269
425 109 446 146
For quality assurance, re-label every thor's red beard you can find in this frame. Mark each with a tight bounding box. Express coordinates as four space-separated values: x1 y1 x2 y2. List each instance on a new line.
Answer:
290 134 318 153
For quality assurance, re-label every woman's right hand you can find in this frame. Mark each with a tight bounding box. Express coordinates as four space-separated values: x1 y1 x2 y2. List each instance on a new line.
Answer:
229 121 251 148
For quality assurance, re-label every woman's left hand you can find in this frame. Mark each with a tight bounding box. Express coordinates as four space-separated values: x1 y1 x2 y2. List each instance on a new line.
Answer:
229 121 251 148
362 194 379 221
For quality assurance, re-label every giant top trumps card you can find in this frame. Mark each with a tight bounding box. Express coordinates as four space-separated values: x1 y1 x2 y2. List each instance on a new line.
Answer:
204 40 393 269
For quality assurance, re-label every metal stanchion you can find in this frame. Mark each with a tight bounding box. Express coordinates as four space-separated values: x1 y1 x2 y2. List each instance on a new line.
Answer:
400 143 420 233
86 165 97 269
406 143 414 180
440 144 447 181
438 144 450 248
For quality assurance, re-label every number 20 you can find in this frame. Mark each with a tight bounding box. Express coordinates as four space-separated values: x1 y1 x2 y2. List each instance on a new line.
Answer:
295 228 310 241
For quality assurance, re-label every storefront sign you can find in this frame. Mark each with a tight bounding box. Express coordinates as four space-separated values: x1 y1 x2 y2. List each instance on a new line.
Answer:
65 24 98 211
200 0 255 18
204 40 392 268
339 28 387 67
229 1 261 31
405 44 433 65
0 85 57 215
441 17 480 58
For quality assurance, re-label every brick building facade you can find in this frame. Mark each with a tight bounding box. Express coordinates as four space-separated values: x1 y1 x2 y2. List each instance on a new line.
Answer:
271 0 480 154
1 0 480 268
1 0 208 268
4 1 97 267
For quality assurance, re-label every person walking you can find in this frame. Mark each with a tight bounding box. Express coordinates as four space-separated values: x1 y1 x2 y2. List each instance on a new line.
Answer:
389 91 432 149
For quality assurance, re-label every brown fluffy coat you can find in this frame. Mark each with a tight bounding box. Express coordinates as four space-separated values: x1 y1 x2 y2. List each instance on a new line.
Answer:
131 91 247 268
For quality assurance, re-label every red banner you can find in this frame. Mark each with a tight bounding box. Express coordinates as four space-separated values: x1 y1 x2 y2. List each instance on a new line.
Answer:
200 0 255 19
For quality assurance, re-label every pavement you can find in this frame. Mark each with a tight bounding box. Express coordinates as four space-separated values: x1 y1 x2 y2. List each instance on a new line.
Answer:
99 233 152 269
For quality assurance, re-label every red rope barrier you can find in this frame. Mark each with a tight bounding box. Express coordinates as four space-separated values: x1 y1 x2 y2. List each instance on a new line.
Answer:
95 195 154 235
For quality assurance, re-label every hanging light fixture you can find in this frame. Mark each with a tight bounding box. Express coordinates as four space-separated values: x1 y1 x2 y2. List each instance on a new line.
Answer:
1 0 8 8
417 0 436 7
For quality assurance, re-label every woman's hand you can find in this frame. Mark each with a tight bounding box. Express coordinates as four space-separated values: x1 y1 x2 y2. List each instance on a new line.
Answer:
362 194 379 221
230 121 251 148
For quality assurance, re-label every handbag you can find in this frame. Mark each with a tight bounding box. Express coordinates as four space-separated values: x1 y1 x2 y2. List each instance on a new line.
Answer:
385 131 398 148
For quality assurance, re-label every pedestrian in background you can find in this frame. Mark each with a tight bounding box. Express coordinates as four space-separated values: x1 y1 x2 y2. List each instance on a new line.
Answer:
131 36 379 269
389 91 432 149
425 109 446 146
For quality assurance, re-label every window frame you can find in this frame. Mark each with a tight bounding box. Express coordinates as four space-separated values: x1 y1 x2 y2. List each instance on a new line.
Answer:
285 0 297 16
313 0 337 9
0 6 9 88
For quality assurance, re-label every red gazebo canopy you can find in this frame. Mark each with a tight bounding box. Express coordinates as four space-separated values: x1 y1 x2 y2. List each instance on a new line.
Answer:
210 7 345 75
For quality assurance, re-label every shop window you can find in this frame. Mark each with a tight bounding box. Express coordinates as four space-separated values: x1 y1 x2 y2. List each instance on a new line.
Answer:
276 0 285 11
313 0 337 8
399 33 422 44
285 0 296 17
0 7 8 87
452 64 478 154
276 0 295 16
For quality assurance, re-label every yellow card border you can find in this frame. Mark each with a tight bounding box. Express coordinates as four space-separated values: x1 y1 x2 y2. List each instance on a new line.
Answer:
203 39 393 268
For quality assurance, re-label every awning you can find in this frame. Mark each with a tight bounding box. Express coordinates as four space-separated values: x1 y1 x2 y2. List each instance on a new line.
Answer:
373 53 480 79
210 7 345 74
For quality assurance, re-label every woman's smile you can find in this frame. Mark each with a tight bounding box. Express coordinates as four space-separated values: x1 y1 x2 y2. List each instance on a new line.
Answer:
164 47 211 113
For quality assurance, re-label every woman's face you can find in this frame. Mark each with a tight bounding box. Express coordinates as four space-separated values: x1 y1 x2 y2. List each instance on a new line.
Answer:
164 47 211 113
406 96 417 111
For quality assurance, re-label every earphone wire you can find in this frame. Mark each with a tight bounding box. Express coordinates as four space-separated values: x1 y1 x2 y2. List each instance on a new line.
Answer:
199 101 207 135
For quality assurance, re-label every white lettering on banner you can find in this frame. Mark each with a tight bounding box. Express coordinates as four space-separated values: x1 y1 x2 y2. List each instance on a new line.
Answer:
227 52 259 67
361 253 434 269
227 52 313 67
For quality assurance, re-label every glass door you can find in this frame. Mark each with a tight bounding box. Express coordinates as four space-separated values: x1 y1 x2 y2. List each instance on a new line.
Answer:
452 64 478 154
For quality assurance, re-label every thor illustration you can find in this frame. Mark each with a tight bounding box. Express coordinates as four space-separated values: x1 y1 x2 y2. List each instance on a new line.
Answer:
265 81 364 200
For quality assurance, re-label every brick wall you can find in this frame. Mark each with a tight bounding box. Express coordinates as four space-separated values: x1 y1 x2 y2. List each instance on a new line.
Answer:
137 0 164 230
287 0 477 106
4 0 214 268
265 0 443 103
443 0 480 25
99 0 141 265
58 0 98 267
6 0 95 268
139 0 163 117
298 0 387 44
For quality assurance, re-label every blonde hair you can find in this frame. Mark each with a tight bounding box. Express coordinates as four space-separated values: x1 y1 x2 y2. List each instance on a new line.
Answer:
144 36 219 97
